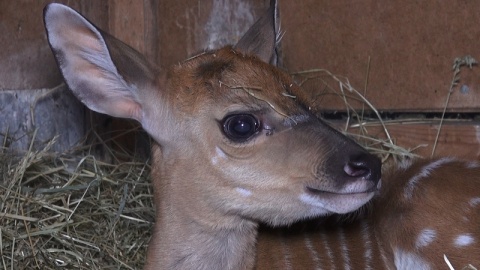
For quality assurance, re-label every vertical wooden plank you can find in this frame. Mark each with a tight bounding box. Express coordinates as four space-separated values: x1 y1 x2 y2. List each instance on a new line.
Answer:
155 0 267 70
107 0 145 53
0 0 108 90
143 0 159 62
105 0 158 62
0 0 60 89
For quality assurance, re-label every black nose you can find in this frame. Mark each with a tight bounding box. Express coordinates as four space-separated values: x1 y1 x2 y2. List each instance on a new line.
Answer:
344 153 381 184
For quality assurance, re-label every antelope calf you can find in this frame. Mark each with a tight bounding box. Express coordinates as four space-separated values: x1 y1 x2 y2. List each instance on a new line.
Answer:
43 1 479 269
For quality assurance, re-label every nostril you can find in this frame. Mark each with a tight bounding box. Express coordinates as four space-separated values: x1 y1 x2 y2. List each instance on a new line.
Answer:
344 160 370 178
342 153 382 185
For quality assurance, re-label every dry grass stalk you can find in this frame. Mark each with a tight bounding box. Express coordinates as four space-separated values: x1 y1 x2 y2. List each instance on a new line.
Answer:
0 135 153 269
291 68 415 163
431 55 478 157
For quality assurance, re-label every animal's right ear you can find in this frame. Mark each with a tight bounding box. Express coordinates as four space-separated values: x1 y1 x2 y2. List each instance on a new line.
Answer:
43 3 156 123
234 0 281 65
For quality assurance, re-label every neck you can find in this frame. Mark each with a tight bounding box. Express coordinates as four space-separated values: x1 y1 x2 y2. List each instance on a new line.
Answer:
145 145 259 270
146 198 259 270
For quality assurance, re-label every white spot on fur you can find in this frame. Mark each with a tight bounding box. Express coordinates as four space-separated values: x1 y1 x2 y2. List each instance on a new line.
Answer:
415 229 437 249
282 114 310 127
398 158 414 171
320 232 335 267
211 157 218 165
303 234 321 268
454 234 475 247
476 125 480 157
216 146 227 158
404 157 456 199
393 248 431 270
338 228 351 270
360 221 373 270
235 187 252 197
211 146 227 165
469 197 480 207
376 234 391 269
466 161 480 169
280 239 293 270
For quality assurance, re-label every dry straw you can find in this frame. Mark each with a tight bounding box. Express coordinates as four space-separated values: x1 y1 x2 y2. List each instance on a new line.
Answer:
292 66 415 163
1 131 153 269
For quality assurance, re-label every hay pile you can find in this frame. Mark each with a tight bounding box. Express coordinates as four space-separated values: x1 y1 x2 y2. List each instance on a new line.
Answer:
0 136 153 269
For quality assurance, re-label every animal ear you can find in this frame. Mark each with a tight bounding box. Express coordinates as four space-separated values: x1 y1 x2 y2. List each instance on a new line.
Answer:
235 0 280 65
43 3 156 122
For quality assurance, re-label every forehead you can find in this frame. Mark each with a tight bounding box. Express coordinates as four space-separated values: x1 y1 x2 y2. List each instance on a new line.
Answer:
168 47 305 117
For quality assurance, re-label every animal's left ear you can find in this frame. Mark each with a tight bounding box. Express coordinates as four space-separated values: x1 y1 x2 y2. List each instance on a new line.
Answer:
234 0 280 65
43 3 156 122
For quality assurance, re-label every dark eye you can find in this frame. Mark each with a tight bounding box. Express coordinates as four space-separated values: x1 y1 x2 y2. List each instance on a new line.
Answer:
222 114 260 141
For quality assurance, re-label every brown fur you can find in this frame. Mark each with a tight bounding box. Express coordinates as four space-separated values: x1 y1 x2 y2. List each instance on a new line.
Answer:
375 158 480 268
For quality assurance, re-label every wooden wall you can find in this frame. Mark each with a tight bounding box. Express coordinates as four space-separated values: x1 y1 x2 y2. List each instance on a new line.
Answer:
0 1 108 90
278 1 480 158
280 1 480 112
1 1 480 158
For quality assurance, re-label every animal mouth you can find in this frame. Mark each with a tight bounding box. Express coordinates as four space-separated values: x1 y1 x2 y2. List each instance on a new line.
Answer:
305 185 377 197
300 184 379 214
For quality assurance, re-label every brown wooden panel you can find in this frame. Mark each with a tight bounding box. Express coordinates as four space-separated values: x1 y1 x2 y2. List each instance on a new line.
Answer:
339 121 480 159
155 0 268 70
280 1 480 112
108 0 146 54
0 1 109 90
